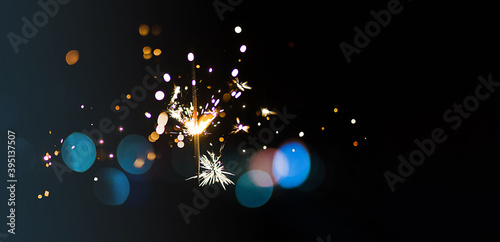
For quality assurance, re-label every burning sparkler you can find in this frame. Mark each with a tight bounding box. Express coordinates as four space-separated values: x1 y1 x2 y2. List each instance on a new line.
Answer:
186 149 234 190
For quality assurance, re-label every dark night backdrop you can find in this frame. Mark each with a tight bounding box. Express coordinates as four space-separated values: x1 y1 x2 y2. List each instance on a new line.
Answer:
1 0 499 241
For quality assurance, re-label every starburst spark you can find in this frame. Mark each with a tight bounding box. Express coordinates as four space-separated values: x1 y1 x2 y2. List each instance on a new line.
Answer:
232 77 252 91
187 150 234 190
231 117 249 134
261 108 277 117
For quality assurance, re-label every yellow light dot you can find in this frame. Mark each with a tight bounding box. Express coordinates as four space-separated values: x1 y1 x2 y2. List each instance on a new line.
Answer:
45 163 49 167
353 141 358 147
321 127 325 130
133 158 145 168
153 48 162 56
49 130 51 134
115 105 120 111
219 137 224 142
174 138 179 143
65 50 79 65
238 59 241 62
150 131 159 141
195 64 200 69
147 152 156 160
334 108 338 113
143 53 152 60
222 93 231 102
44 191 49 197
139 24 150 36
143 46 152 54
126 94 131 99
151 24 162 36
54 150 59 156
219 112 226 118
38 194 42 199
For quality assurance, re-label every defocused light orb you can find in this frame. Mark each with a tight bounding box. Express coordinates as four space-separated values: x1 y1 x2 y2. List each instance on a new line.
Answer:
163 73 171 82
117 134 155 175
155 124 165 135
231 68 239 77
249 148 278 187
93 168 130 206
208 68 213 73
153 48 162 56
272 141 311 189
133 158 145 168
157 112 168 126
151 24 162 36
234 26 242 34
145 112 152 118
351 118 356 124
177 134 184 141
139 24 150 36
187 52 194 61
150 131 160 141
143 46 152 55
236 170 273 208
65 50 79 65
147 152 156 160
177 141 185 148
61 132 96 172
240 45 247 53
155 90 165 101
299 131 304 137
223 93 231 102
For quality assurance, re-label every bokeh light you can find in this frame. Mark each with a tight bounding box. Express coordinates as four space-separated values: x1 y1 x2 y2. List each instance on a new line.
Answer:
187 52 194 61
234 26 242 34
143 46 152 55
117 134 155 175
138 24 150 36
272 141 311 189
61 132 96 172
240 45 247 53
153 48 162 56
231 68 239 77
163 73 171 82
236 170 273 208
65 50 79 65
151 24 162 36
157 112 168 126
155 90 165 101
93 168 130 206
249 148 279 187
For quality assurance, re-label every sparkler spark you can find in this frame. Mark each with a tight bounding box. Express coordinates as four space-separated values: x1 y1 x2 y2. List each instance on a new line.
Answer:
231 117 249 134
261 108 277 117
187 150 234 190
232 77 252 91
